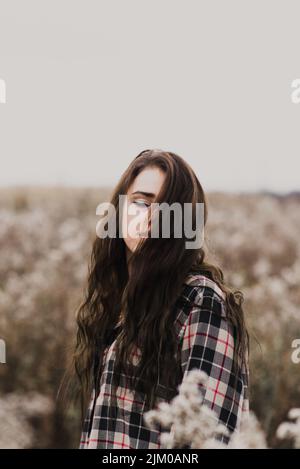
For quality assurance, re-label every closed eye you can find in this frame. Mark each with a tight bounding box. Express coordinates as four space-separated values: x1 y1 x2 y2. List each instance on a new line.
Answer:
133 199 150 208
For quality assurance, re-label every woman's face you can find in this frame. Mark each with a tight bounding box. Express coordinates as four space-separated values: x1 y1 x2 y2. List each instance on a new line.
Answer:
121 166 166 254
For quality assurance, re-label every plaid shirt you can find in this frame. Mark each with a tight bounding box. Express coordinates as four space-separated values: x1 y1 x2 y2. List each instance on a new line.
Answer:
79 272 250 449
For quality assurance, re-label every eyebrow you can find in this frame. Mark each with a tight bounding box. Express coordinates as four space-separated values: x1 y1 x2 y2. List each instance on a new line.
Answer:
131 191 156 199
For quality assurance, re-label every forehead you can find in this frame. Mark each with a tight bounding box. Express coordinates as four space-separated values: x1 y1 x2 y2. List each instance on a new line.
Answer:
129 166 165 195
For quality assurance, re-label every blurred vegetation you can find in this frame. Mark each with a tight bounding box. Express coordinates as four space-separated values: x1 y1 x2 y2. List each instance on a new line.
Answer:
0 186 299 448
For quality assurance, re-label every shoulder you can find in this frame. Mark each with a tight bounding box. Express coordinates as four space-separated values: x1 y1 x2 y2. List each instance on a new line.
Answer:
183 271 226 303
176 271 228 325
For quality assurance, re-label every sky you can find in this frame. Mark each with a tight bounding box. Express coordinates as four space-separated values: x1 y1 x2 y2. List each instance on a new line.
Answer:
0 0 299 193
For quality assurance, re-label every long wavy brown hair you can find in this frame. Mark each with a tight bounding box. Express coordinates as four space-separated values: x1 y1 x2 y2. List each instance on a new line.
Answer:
58 149 250 426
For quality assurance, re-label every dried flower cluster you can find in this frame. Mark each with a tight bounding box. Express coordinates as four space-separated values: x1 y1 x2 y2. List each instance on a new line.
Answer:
276 408 300 448
0 392 53 448
144 368 297 449
144 369 230 449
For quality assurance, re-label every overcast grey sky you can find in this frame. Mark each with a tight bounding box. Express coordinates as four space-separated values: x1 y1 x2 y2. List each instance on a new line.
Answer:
0 0 299 193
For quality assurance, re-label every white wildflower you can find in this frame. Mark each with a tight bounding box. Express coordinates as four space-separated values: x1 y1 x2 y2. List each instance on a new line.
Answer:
276 408 300 448
228 411 268 448
144 369 229 449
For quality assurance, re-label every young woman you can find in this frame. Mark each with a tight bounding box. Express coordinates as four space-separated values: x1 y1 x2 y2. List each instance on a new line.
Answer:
61 149 250 449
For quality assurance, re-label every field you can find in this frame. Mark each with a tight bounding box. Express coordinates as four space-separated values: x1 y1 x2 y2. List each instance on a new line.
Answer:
0 186 299 448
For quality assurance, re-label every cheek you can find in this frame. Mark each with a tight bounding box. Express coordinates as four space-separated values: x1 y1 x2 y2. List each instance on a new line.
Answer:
121 204 138 251
121 204 150 249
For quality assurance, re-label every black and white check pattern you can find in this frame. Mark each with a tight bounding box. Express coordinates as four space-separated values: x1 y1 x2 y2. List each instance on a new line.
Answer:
79 272 250 449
